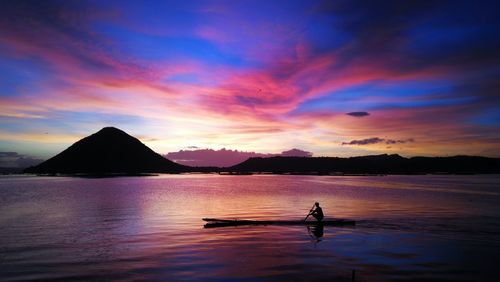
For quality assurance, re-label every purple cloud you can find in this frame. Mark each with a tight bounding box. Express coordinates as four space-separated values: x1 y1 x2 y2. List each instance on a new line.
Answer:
342 138 385 145
0 152 44 168
346 111 370 117
385 138 415 144
165 148 313 167
342 138 415 146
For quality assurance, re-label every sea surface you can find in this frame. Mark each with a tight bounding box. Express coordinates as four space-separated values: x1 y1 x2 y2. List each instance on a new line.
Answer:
1 174 499 281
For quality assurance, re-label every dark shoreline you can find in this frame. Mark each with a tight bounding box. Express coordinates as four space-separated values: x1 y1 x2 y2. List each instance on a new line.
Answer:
20 128 500 176
11 171 500 178
16 153 500 176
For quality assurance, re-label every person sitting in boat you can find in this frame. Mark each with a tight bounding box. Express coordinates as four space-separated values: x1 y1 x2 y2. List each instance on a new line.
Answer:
310 202 324 222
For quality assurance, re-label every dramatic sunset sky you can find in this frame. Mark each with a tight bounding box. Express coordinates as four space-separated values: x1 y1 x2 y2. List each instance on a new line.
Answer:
1 0 500 166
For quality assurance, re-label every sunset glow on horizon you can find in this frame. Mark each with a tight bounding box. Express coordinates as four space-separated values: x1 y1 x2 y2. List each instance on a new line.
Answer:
1 0 500 164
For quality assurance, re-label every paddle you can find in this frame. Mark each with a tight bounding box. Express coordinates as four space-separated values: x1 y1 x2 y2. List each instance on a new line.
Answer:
303 203 316 221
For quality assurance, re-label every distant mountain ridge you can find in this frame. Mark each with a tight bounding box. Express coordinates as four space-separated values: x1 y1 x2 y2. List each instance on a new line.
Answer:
228 154 500 174
23 127 500 175
24 127 187 174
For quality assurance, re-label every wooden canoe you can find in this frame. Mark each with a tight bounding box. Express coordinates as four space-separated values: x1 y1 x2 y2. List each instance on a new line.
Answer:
202 218 355 228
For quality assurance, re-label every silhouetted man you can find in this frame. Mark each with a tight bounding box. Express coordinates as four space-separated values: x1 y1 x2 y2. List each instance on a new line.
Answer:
310 202 324 222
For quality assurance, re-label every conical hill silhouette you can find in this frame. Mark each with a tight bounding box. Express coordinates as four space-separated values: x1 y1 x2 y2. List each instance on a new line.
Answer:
24 127 187 174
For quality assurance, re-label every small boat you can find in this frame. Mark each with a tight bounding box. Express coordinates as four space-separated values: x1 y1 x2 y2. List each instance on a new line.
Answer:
202 218 355 228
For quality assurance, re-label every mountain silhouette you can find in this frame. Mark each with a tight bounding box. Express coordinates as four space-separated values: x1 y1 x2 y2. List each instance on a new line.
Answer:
24 127 187 174
23 127 500 175
228 154 500 174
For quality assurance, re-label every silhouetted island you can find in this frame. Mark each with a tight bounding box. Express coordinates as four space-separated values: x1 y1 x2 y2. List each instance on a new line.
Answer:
24 127 500 175
24 127 188 174
228 155 500 175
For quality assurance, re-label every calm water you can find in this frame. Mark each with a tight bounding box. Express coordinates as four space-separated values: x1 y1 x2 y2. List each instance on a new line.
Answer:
1 174 499 281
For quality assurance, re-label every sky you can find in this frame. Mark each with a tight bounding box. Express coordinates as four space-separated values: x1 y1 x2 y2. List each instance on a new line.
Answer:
1 0 500 166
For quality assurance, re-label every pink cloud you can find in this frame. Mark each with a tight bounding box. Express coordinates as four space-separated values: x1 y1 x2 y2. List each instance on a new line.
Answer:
291 104 500 156
165 148 312 167
1 1 498 158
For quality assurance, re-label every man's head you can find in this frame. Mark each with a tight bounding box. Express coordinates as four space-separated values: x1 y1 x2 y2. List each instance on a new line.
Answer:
315 202 320 207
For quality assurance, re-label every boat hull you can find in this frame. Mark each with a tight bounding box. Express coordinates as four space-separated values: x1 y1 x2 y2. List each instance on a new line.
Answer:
202 218 356 228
